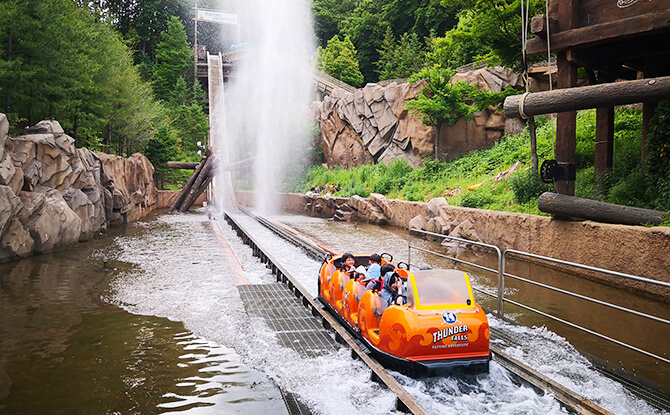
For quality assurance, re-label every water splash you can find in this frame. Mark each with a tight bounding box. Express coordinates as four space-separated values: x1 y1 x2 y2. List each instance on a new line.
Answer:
216 0 316 215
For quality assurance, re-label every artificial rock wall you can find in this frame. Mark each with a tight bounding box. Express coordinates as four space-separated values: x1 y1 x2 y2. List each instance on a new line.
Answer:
0 114 159 262
310 67 526 168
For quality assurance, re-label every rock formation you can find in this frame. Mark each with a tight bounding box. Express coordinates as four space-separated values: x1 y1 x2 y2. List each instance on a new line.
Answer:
0 115 158 262
311 67 526 168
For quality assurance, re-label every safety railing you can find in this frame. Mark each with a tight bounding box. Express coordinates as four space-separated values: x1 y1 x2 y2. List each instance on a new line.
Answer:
408 228 670 365
502 249 670 365
408 229 503 312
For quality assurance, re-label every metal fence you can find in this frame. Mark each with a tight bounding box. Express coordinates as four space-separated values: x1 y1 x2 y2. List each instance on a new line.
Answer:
408 228 670 365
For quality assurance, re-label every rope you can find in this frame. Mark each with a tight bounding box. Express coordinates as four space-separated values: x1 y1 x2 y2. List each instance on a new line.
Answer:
518 91 531 119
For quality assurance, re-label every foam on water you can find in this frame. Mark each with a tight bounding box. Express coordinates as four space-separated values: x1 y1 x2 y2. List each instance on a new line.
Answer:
108 212 665 414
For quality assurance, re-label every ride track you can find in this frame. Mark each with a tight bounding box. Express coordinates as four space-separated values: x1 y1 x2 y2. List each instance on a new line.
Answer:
220 206 617 415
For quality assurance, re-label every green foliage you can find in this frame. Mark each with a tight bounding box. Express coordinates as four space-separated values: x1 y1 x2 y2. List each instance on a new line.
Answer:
426 11 489 69
406 66 518 130
0 0 167 155
316 35 365 87
439 0 546 69
646 101 670 211
509 169 553 204
461 188 495 208
153 17 193 102
376 29 426 80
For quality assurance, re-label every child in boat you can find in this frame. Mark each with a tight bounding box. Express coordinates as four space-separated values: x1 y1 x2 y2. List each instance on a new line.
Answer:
381 271 406 306
340 252 359 278
364 263 393 291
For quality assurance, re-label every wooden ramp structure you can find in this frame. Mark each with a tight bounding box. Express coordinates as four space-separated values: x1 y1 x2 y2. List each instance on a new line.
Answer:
505 1 670 195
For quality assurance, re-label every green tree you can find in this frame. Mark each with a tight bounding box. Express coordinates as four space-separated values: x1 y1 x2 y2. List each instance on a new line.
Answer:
145 126 179 188
316 35 364 87
406 65 515 159
339 0 388 84
103 0 189 65
313 0 357 48
427 11 490 69
153 16 193 102
0 0 167 155
440 0 545 69
377 30 426 80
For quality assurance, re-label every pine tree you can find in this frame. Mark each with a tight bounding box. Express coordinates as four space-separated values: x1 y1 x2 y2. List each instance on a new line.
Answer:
316 35 364 87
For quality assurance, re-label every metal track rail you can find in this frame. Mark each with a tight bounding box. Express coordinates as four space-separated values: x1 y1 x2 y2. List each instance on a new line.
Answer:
224 211 427 415
223 210 615 415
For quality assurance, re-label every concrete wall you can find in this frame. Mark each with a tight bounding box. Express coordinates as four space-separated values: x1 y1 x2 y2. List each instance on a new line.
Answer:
236 190 670 302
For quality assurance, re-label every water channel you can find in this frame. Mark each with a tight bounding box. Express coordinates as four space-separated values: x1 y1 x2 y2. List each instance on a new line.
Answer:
0 210 666 414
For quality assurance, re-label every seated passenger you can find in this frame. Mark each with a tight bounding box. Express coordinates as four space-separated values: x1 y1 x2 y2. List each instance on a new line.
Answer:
340 252 357 277
366 254 382 280
380 271 407 306
365 263 394 292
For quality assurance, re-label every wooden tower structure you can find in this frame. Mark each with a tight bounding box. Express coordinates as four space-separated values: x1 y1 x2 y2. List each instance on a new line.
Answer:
508 1 670 195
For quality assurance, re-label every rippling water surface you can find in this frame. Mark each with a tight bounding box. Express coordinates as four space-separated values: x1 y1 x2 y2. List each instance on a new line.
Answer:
1 210 665 415
0 212 286 414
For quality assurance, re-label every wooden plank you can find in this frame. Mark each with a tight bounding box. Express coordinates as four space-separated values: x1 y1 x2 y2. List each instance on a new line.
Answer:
526 10 670 55
578 0 663 27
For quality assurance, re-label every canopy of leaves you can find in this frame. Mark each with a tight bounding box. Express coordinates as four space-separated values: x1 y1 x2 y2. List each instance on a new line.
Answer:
0 0 167 154
316 35 364 88
153 16 193 101
406 66 515 128
438 0 545 69
376 28 426 80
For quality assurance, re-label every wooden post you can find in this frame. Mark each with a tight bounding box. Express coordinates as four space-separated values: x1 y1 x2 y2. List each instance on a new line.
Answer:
555 52 578 196
179 154 216 212
642 101 657 171
554 1 579 196
594 106 614 196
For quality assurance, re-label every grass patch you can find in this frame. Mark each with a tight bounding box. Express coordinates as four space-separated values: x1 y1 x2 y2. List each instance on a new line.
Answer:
285 107 669 225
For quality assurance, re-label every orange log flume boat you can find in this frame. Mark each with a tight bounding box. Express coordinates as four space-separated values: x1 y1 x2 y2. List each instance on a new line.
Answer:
318 253 491 377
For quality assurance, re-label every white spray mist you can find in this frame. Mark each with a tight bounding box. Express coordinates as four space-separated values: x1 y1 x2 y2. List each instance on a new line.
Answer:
217 0 316 215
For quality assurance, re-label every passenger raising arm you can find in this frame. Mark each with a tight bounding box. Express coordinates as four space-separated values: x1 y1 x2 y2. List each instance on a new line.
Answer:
380 271 406 306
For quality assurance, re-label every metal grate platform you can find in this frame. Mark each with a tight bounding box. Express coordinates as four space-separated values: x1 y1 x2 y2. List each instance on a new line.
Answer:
238 283 339 358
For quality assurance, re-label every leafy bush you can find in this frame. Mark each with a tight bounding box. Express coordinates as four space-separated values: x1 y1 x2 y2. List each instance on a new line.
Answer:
461 188 495 208
509 170 553 204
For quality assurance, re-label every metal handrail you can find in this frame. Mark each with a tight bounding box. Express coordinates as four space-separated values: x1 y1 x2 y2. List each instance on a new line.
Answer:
502 249 670 365
407 229 669 365
408 228 503 313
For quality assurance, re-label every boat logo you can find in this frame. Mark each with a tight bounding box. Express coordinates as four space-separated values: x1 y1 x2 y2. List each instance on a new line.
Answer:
442 311 458 325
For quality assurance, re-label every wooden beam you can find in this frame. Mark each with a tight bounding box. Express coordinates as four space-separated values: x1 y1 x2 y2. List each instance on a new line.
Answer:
504 76 670 118
167 161 200 169
538 192 665 226
526 11 670 56
168 148 212 213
